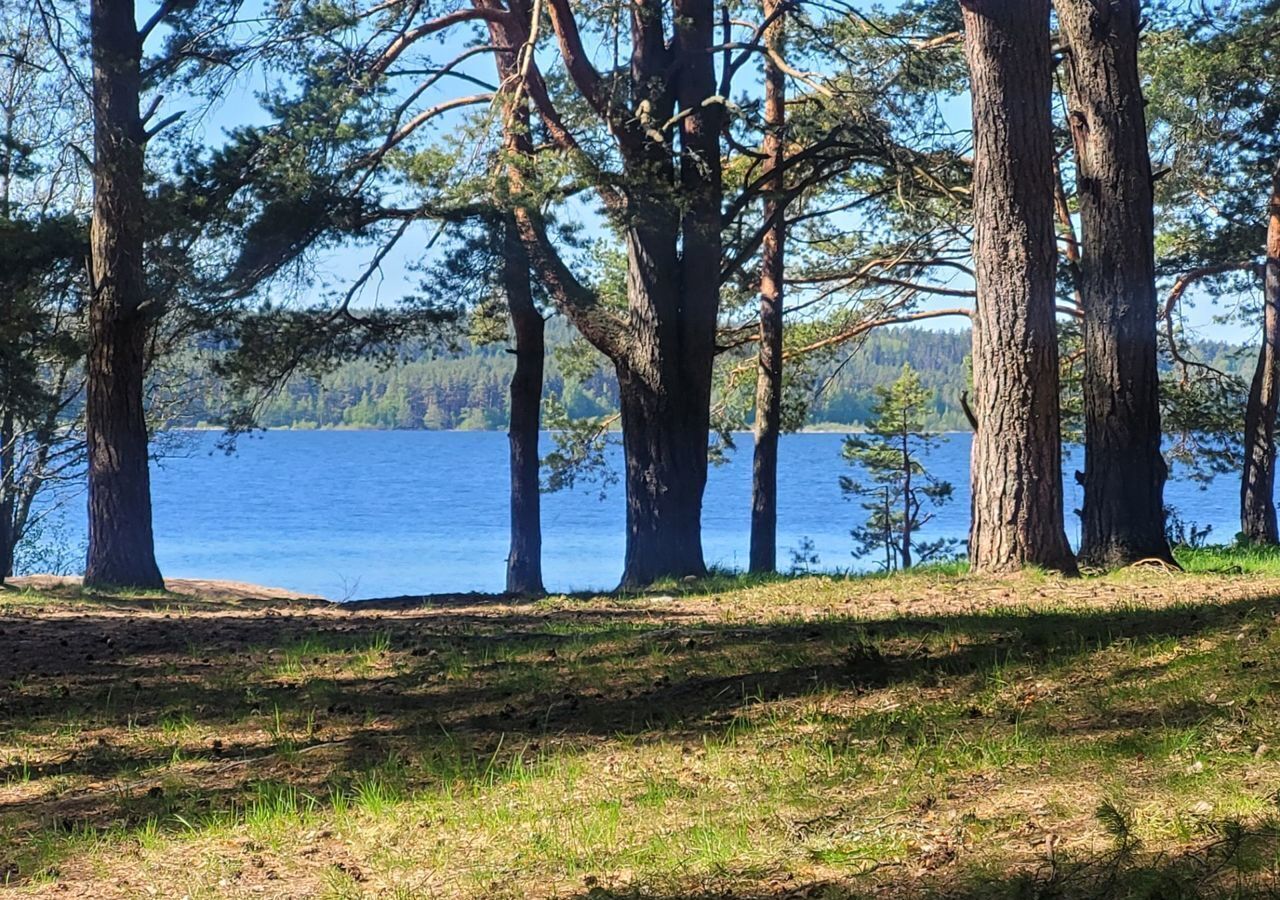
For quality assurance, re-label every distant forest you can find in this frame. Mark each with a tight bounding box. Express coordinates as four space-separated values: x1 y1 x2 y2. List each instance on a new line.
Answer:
187 325 1254 433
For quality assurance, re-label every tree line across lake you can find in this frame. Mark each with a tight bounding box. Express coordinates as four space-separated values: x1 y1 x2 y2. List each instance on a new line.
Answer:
196 326 979 433
2 0 1278 593
181 325 1248 437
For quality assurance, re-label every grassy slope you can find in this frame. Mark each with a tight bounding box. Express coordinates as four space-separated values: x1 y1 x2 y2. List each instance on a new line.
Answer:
2 554 1280 898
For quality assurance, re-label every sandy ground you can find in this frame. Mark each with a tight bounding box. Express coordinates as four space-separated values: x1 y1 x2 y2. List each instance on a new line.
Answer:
7 575 326 603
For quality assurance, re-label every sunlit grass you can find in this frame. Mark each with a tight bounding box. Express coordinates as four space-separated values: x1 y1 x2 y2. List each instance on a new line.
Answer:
1176 541 1280 575
2 558 1280 896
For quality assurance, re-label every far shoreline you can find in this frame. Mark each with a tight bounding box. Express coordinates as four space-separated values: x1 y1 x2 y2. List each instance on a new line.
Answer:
170 424 976 436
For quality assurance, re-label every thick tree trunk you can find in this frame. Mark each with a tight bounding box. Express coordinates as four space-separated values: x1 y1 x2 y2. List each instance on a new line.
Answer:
961 0 1077 575
610 195 717 588
517 0 722 588
617 362 709 588
608 0 720 588
85 0 163 589
1058 0 1172 567
749 0 786 575
1241 162 1280 544
503 215 545 595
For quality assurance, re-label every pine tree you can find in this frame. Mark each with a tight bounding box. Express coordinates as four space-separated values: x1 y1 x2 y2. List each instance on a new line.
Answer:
840 365 957 571
1057 0 1173 567
962 0 1076 574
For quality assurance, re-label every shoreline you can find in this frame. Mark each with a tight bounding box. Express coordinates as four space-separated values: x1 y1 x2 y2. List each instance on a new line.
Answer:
169 425 977 436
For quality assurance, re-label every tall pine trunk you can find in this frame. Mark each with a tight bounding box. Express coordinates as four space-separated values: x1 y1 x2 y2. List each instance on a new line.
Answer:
1058 0 1172 567
900 429 912 570
503 214 545 594
1241 162 1280 544
611 0 720 588
612 250 718 589
482 0 546 594
85 0 163 589
749 0 786 574
961 0 1076 575
518 0 723 588
0 411 14 580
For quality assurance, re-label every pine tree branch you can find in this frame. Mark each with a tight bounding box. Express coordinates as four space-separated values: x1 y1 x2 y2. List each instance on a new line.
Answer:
512 206 629 363
543 0 643 157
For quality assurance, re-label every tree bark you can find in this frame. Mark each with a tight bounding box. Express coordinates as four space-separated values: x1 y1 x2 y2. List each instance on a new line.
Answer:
617 359 710 587
483 0 547 595
85 0 163 589
900 427 912 570
0 525 11 581
0 411 14 580
961 0 1077 574
1242 161 1280 544
507 0 723 587
503 214 546 595
749 0 786 575
1058 0 1172 567
608 173 718 587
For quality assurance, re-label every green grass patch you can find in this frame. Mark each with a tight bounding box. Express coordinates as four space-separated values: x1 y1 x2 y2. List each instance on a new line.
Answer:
3 569 1280 897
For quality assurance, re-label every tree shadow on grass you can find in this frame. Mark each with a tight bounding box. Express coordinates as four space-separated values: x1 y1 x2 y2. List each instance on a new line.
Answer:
568 825 1280 898
0 591 1274 776
0 588 1277 885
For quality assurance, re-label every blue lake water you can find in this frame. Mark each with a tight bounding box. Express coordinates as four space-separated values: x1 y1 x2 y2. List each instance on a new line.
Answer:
39 430 1242 599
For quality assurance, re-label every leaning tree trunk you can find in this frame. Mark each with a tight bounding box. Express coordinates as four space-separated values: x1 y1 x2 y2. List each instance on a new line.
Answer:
749 0 787 574
503 214 546 595
85 0 163 589
961 0 1076 574
1242 162 1280 544
1058 0 1173 567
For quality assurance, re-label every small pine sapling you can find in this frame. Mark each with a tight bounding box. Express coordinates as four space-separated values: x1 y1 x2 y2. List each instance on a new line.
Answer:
841 364 959 570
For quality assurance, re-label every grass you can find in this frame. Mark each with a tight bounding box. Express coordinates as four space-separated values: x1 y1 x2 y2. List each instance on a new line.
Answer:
2 550 1280 896
1177 542 1280 575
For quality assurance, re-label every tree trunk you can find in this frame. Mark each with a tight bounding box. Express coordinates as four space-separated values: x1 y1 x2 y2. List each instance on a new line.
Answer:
616 363 709 586
961 0 1077 575
85 0 163 589
516 0 723 588
749 0 786 575
481 0 545 594
0 411 14 581
1242 162 1280 544
900 429 912 570
503 215 545 595
0 521 11 581
610 0 720 589
1058 0 1173 567
614 201 716 587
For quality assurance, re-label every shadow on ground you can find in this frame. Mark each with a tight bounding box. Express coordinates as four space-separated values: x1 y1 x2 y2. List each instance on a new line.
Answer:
0 591 1273 793
0 581 1277 895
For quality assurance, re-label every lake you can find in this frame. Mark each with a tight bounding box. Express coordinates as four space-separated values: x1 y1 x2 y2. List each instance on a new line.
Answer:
35 430 1241 599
